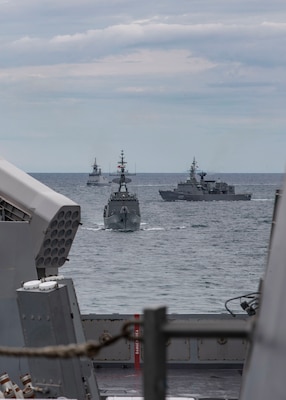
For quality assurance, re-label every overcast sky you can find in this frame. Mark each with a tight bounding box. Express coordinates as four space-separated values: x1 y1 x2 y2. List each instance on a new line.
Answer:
0 0 285 173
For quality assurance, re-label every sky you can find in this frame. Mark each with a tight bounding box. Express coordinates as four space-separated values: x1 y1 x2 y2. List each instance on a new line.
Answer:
0 0 286 173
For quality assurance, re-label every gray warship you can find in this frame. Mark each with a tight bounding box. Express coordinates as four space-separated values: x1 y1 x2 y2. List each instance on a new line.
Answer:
86 157 110 186
103 150 141 231
0 155 286 400
159 157 252 201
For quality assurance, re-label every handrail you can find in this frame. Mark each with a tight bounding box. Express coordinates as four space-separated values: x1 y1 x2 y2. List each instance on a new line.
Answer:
143 306 253 400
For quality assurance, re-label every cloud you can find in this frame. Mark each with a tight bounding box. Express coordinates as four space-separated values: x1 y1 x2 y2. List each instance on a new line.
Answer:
0 20 285 69
0 49 216 82
0 0 285 173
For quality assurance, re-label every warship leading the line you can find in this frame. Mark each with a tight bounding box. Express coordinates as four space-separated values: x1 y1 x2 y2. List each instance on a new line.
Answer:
0 154 286 400
86 157 110 186
159 157 252 201
103 150 141 231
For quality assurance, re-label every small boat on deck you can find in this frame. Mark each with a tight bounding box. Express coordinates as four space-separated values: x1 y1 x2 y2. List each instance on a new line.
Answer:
103 150 141 231
86 157 110 186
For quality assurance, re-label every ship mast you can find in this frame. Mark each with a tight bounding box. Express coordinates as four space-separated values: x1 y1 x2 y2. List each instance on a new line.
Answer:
189 157 198 182
117 150 128 192
92 158 98 174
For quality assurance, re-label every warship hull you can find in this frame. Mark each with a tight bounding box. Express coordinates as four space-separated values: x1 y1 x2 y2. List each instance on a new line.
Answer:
103 208 141 231
86 178 110 187
159 189 252 202
103 150 141 231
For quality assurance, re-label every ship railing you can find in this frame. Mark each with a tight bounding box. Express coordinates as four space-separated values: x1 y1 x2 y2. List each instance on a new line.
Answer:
143 305 253 400
0 305 253 399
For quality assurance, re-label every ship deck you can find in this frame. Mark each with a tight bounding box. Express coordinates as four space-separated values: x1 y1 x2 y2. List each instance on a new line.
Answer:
96 366 242 399
83 312 247 399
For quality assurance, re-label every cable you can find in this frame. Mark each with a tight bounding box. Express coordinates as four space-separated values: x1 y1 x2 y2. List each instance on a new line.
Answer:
224 291 260 317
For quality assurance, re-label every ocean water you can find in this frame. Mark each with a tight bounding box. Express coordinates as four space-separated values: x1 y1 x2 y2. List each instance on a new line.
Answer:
32 172 284 316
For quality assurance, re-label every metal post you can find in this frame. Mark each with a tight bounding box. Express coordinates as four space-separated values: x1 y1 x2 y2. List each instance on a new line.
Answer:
143 306 167 400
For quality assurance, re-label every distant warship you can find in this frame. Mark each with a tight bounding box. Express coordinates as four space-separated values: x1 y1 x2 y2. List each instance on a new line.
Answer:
86 157 110 186
159 158 252 202
103 151 141 231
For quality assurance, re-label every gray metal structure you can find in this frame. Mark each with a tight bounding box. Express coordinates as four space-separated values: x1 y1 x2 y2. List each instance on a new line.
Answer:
239 176 286 400
17 279 100 399
82 313 248 368
0 157 100 399
103 150 141 231
143 306 250 400
159 157 252 201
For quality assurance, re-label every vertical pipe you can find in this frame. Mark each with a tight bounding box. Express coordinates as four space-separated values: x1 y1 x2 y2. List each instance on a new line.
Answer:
143 306 167 400
134 313 141 370
268 189 281 263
